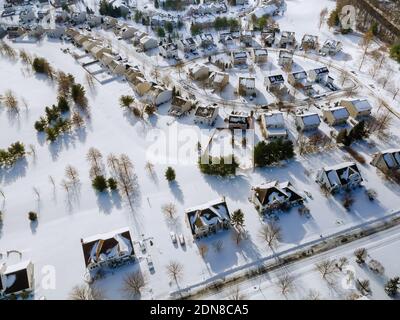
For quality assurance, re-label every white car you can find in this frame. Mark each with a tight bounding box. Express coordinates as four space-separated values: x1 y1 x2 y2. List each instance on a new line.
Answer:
146 257 154 271
179 234 185 246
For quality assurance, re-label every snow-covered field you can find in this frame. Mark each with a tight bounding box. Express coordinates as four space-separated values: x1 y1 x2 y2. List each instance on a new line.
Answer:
1 0 400 300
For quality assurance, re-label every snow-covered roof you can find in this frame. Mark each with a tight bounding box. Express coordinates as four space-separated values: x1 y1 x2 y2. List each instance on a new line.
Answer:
239 77 255 88
351 99 372 112
322 162 362 187
379 149 400 169
264 111 285 128
253 181 303 207
324 106 349 120
252 4 278 19
266 74 284 85
186 199 230 235
81 228 134 267
297 112 320 126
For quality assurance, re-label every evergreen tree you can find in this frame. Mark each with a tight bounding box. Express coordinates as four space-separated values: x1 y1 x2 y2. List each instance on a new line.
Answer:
165 167 176 181
336 129 351 146
157 27 165 38
107 177 118 190
57 96 70 113
390 43 400 63
385 277 400 297
254 139 294 167
154 0 159 8
349 120 366 141
231 209 245 229
92 175 108 192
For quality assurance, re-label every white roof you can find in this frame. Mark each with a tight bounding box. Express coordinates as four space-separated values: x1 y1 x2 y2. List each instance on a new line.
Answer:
325 106 349 120
264 111 285 127
351 99 372 112
298 112 320 126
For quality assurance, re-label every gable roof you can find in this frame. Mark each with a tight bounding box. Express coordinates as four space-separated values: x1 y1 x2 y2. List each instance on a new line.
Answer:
323 162 362 187
253 181 303 206
1 260 32 295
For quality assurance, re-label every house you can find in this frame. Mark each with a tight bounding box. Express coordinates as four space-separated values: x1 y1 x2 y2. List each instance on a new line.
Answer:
194 104 219 126
295 112 321 131
320 39 343 56
198 33 214 47
251 180 304 214
103 16 118 29
186 198 231 239
251 4 279 20
219 32 234 45
90 45 112 60
240 30 252 46
261 30 276 47
81 227 135 271
6 26 25 38
265 74 284 91
252 48 268 64
71 11 87 25
177 37 197 52
301 34 318 50
316 162 363 193
340 99 372 119
261 111 288 140
231 51 247 66
188 64 209 81
278 50 293 67
238 77 256 96
322 106 349 126
125 68 153 96
120 25 136 40
288 71 313 94
139 36 158 51
279 31 296 48
0 260 34 299
371 149 400 173
146 85 173 107
308 67 330 84
46 27 65 39
73 34 90 46
159 43 178 59
228 113 252 129
168 96 194 117
82 39 99 52
209 71 229 91
87 15 102 28
107 59 127 76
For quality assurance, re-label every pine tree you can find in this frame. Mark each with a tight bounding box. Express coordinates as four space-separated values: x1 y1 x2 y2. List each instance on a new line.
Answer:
349 121 366 141
231 209 245 229
57 95 70 113
385 277 400 297
92 175 108 192
165 167 176 182
154 0 159 8
107 177 118 190
336 129 352 146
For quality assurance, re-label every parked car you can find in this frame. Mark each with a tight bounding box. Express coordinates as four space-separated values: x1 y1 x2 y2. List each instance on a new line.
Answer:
139 241 146 253
170 232 177 243
146 257 154 271
179 234 185 246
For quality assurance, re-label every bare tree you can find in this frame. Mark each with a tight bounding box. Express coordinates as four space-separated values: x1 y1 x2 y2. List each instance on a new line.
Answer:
162 203 177 219
145 161 155 176
228 286 246 300
259 223 281 250
85 73 96 91
368 259 385 275
315 259 338 281
71 112 85 128
69 284 105 300
166 261 183 283
319 7 328 29
32 187 40 202
122 271 146 299
356 278 371 295
0 188 5 204
199 244 208 258
359 30 374 70
2 90 19 113
49 176 56 190
339 70 350 87
354 248 367 264
304 289 321 300
335 257 349 271
28 144 36 159
60 179 71 194
65 165 80 186
276 273 295 297
87 147 103 178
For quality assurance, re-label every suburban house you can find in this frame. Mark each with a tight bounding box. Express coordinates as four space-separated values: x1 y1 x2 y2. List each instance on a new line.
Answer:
103 16 118 30
251 180 304 214
46 27 66 39
198 33 214 47
251 4 279 20
81 227 135 271
186 198 231 239
340 99 372 119
261 111 288 140
261 30 276 47
228 112 252 129
71 11 87 25
316 162 363 193
177 37 197 52
265 74 285 91
279 31 296 48
168 96 194 117
288 71 313 94
308 67 330 84
251 48 268 64
0 261 34 299
295 112 321 131
90 45 112 60
194 104 219 126
120 25 136 40
371 149 400 173
301 34 318 50
6 26 25 38
240 30 253 46
87 15 102 28
125 69 153 96
219 31 234 45
159 43 178 59
188 64 210 81
231 51 247 66
145 85 173 107
320 39 343 56
322 106 350 126
278 49 293 66
82 39 99 52
209 71 229 91
238 77 256 96
139 36 158 51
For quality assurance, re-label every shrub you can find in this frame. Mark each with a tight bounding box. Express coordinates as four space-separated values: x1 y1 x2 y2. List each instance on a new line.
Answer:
71 84 87 106
28 211 38 221
254 139 294 167
119 95 134 108
107 178 118 190
32 57 53 79
198 156 238 176
34 117 47 132
92 175 108 192
165 166 176 181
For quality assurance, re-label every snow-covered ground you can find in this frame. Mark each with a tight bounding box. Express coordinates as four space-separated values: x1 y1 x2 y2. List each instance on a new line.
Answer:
1 0 400 300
